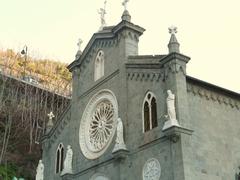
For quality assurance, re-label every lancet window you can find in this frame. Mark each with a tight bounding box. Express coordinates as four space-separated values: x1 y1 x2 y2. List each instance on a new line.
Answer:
94 50 104 81
143 92 158 132
55 143 64 173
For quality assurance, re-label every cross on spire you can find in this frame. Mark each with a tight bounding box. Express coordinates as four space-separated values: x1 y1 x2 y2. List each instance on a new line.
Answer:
168 26 178 35
122 0 130 11
47 111 55 120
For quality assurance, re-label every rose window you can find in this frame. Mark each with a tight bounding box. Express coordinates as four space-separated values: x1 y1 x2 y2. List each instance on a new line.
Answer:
143 158 161 180
89 101 114 151
79 90 118 159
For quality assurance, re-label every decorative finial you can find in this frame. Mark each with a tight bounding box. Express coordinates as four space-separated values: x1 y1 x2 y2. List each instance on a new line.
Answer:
98 0 107 31
121 0 131 21
168 26 180 54
77 38 83 51
168 26 177 35
122 0 129 11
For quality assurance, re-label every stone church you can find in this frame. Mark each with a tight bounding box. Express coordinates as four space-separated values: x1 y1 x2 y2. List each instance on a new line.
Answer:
40 5 240 180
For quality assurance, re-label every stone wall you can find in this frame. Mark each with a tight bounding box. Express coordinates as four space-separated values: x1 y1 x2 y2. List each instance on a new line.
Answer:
186 81 240 180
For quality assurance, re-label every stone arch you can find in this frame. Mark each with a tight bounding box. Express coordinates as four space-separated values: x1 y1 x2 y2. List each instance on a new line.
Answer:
94 50 105 81
142 91 158 132
55 143 64 173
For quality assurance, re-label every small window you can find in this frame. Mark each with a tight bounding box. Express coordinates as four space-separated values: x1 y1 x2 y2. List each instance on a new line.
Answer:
55 143 64 173
143 92 158 132
94 50 104 81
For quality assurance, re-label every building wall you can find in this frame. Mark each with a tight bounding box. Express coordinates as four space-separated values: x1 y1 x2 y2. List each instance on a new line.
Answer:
186 82 240 180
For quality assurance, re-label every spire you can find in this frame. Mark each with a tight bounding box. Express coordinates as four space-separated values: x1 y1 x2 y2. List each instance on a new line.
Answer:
75 38 83 60
168 26 180 54
121 0 131 22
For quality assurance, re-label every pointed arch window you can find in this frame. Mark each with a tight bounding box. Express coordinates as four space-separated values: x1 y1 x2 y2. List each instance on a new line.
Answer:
143 92 158 132
55 143 64 173
94 50 104 81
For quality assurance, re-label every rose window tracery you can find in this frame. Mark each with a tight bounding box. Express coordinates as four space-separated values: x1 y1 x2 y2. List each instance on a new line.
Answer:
79 90 118 159
143 158 161 180
89 101 114 151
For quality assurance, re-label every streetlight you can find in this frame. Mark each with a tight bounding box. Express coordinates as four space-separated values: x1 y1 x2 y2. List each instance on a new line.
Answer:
20 45 28 77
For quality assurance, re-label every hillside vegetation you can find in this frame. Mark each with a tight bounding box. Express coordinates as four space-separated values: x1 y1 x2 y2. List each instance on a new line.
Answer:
0 49 72 96
0 49 72 179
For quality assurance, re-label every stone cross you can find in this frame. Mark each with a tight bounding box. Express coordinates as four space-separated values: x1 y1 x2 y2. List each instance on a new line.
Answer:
168 26 177 35
77 38 83 51
98 0 107 30
122 0 129 11
47 111 55 127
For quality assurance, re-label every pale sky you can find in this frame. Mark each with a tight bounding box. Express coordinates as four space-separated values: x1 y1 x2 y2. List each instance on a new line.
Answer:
0 0 239 93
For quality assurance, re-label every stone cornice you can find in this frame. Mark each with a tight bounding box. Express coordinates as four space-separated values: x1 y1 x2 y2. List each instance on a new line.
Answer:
159 52 191 65
127 72 164 82
126 63 160 69
187 83 240 110
112 20 145 35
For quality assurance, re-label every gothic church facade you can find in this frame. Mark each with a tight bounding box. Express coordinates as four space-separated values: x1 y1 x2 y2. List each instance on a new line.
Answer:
41 9 240 180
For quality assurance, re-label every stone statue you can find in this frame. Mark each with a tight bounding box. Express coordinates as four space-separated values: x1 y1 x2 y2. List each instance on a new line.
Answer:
61 145 73 175
77 38 83 51
36 160 44 180
112 118 127 153
122 0 130 11
162 90 180 130
166 90 177 120
98 0 107 30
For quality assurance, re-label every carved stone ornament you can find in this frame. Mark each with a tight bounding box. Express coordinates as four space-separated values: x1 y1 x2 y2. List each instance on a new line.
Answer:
79 89 118 159
112 118 127 153
61 145 73 175
142 158 161 180
36 160 44 180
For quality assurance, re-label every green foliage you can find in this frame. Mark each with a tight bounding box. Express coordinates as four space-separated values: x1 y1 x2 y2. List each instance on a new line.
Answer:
0 163 17 180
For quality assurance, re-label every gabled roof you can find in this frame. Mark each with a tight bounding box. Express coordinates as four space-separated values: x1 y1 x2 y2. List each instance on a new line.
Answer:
67 20 145 71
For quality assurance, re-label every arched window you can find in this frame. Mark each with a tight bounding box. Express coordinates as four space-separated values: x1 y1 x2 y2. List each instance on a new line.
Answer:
94 50 104 81
55 143 64 173
142 92 158 132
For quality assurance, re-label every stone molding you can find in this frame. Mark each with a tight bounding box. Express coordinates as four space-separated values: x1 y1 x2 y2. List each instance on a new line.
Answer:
78 69 119 100
127 72 163 82
117 29 139 42
187 83 240 110
159 52 190 65
78 39 119 73
164 61 186 80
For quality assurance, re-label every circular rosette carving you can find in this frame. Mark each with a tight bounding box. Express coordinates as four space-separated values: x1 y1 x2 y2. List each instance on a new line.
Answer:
79 90 118 159
143 158 161 180
89 101 114 151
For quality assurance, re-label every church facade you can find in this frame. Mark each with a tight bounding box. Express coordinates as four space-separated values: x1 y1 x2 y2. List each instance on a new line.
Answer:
40 9 240 180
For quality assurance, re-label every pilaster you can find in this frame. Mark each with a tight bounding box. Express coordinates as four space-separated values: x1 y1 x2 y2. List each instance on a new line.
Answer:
161 52 193 180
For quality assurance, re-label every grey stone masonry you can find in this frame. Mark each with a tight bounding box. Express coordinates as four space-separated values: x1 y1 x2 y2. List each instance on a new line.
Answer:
41 11 240 180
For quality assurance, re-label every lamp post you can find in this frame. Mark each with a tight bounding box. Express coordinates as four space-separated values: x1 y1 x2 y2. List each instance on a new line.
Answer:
21 45 28 77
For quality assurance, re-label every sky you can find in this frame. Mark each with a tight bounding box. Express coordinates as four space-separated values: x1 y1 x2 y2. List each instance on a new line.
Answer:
0 0 239 93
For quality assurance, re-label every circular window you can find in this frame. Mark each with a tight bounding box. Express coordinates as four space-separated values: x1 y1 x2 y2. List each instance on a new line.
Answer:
80 89 118 159
142 158 161 180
